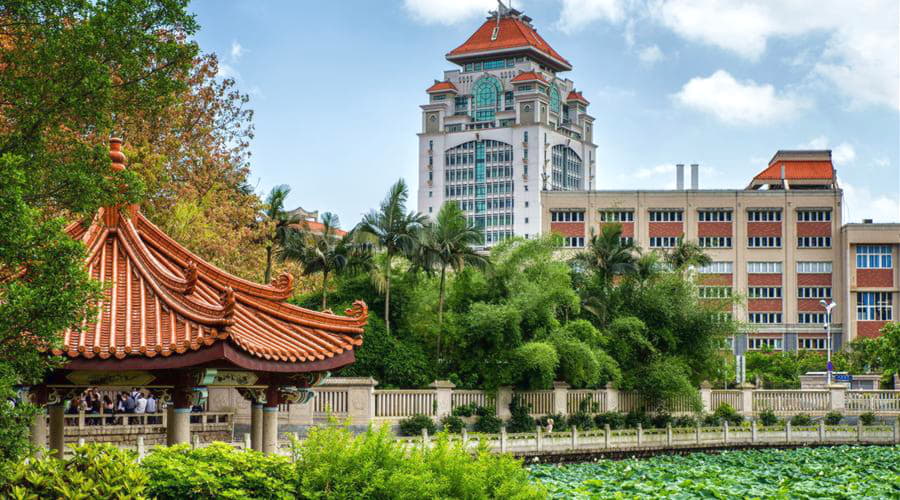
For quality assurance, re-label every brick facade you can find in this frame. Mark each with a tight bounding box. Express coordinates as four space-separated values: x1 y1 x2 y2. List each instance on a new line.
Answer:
796 221 832 237
550 222 584 237
697 222 732 237
600 222 634 237
857 269 893 287
798 273 832 286
747 222 782 237
857 321 888 338
797 298 825 311
649 222 683 237
699 273 733 286
748 273 783 286
748 299 783 312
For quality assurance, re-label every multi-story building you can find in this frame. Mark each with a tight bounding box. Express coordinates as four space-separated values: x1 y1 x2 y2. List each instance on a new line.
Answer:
417 3 597 247
540 150 897 351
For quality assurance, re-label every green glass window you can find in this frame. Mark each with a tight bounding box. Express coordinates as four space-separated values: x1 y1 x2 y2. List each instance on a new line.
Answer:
549 85 561 115
473 76 501 122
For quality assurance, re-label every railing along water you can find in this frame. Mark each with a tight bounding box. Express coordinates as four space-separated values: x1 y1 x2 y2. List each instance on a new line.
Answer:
451 390 494 410
314 390 349 416
753 390 829 413
846 391 900 412
375 390 436 417
516 391 554 415
567 390 607 414
711 390 743 411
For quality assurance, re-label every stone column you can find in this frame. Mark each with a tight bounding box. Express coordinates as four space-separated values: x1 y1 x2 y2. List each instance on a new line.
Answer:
262 386 280 454
828 384 847 412
430 380 456 418
29 407 48 457
496 386 513 420
251 403 264 451
49 404 65 459
552 381 570 416
166 387 192 446
738 382 755 417
605 382 619 412
699 381 713 414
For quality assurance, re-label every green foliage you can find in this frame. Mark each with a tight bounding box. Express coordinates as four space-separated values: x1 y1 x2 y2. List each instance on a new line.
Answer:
672 415 698 428
624 410 652 429
714 403 744 426
536 413 569 432
790 413 813 426
567 411 595 431
293 424 544 499
450 403 478 417
398 414 437 437
825 411 843 425
594 412 626 430
532 446 900 498
758 408 779 426
875 322 900 379
142 443 293 499
650 412 673 429
2 444 149 499
860 412 877 426
440 415 465 434
338 312 433 388
506 396 536 433
746 350 850 389
512 341 559 390
474 413 503 434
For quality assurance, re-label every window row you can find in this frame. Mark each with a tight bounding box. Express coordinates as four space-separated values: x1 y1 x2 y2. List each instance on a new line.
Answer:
458 197 514 212
748 261 782 274
550 211 585 222
483 213 513 227
857 292 892 321
798 313 828 324
484 230 514 244
699 286 732 299
599 210 634 222
699 261 734 274
749 337 783 350
563 236 585 248
797 210 832 221
698 210 733 222
797 261 832 273
649 236 679 248
748 236 781 248
798 338 827 350
749 313 783 324
749 287 781 299
649 210 683 222
798 287 831 299
747 210 782 222
699 237 731 248
856 245 893 269
798 236 831 248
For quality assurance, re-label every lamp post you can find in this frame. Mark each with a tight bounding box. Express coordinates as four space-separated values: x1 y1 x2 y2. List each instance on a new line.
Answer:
820 300 837 386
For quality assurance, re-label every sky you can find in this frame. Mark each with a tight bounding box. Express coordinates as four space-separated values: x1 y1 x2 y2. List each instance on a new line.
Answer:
188 0 900 226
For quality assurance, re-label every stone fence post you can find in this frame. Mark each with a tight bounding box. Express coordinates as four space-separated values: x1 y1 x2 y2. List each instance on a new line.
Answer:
699 381 713 414
430 380 456 418
496 386 513 420
552 381 570 416
828 384 847 412
738 382 755 417
319 377 377 425
605 382 619 413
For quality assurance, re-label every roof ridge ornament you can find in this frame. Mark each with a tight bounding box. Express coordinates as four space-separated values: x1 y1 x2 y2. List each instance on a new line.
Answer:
220 286 236 324
270 272 294 293
183 260 198 295
109 137 126 172
345 300 368 320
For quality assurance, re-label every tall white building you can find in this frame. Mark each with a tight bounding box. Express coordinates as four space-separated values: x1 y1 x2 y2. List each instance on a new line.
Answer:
417 3 597 247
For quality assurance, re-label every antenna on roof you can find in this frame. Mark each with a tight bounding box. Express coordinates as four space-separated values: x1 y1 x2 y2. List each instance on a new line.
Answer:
491 0 506 41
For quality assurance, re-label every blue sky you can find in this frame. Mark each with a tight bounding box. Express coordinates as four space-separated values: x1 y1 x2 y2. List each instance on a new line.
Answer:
188 0 900 226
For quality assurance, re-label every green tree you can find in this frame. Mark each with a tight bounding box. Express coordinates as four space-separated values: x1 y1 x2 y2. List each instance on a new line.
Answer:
876 322 900 379
0 0 197 465
572 224 638 283
414 202 489 358
356 179 426 336
664 238 712 270
261 184 301 284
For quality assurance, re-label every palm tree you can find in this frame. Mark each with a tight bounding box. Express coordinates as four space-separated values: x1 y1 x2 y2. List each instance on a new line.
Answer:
279 212 357 310
261 184 301 283
356 179 427 335
415 202 490 357
571 223 638 283
665 238 712 271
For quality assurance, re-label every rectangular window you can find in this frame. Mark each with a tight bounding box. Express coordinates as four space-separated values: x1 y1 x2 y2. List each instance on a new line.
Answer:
747 209 782 222
454 96 468 114
620 237 634 246
699 287 732 298
699 237 732 248
748 337 783 350
798 287 831 299
748 236 781 248
699 261 733 274
563 236 585 248
749 287 782 299
550 211 585 222
504 91 514 111
747 262 782 273
798 236 831 248
856 245 893 269
797 209 832 221
857 292 893 321
599 210 634 222
748 313 783 324
649 236 679 248
798 338 828 350
648 210 683 222
698 210 733 222
798 312 827 324
797 261 832 273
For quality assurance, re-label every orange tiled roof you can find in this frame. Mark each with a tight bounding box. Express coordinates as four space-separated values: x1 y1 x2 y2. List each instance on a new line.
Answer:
510 71 547 83
426 81 458 93
50 140 366 364
753 161 834 180
291 220 348 237
567 90 589 104
447 17 571 71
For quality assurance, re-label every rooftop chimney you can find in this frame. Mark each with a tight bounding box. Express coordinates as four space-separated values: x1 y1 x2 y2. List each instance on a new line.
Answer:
690 163 699 190
676 164 684 190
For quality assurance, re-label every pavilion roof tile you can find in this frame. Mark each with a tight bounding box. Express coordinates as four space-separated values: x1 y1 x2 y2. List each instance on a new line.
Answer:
753 161 834 180
426 81 458 93
447 16 571 71
510 71 547 83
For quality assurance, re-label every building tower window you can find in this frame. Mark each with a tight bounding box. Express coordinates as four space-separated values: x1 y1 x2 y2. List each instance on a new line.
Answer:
549 85 561 115
473 76 501 122
550 145 583 191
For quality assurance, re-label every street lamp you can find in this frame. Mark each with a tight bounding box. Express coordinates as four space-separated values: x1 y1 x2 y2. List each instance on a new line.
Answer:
820 299 837 386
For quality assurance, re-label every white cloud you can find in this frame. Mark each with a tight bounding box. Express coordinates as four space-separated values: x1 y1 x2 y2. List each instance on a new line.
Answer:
403 0 497 25
557 0 626 34
673 70 807 125
798 135 829 150
638 45 664 65
841 179 900 223
230 41 245 61
635 163 674 179
796 136 855 165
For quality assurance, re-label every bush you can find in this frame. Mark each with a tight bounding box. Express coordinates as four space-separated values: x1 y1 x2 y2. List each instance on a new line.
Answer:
789 413 813 427
451 402 478 417
1 443 149 499
651 412 673 429
293 424 544 499
474 413 503 434
758 408 779 426
594 411 625 430
441 415 465 434
505 396 535 433
673 415 698 428
142 442 294 499
625 410 652 429
824 411 843 425
536 413 568 432
714 403 744 426
474 405 492 417
860 412 877 426
567 411 595 431
398 414 437 437
701 414 721 427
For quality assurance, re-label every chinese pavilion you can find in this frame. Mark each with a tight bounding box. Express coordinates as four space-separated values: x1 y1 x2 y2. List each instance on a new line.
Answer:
29 138 367 456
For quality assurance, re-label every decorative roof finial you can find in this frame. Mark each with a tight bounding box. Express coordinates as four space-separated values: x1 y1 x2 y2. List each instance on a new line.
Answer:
110 137 126 172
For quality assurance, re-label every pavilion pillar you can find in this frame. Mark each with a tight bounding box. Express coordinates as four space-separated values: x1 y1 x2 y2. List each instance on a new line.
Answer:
166 387 192 446
29 407 48 457
49 404 66 459
251 403 264 451
262 386 280 455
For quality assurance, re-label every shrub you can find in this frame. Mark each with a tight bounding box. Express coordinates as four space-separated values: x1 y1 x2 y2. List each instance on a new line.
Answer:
624 410 652 429
293 424 545 499
398 414 437 437
758 408 779 426
860 412 877 426
594 411 625 430
790 413 813 426
567 411 595 431
474 413 503 434
513 341 559 389
701 414 721 427
651 412 673 429
2 443 150 499
142 442 294 499
536 413 569 432
714 403 744 426
474 405 492 417
505 396 535 433
673 415 697 428
441 415 466 434
824 411 843 425
451 402 478 417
